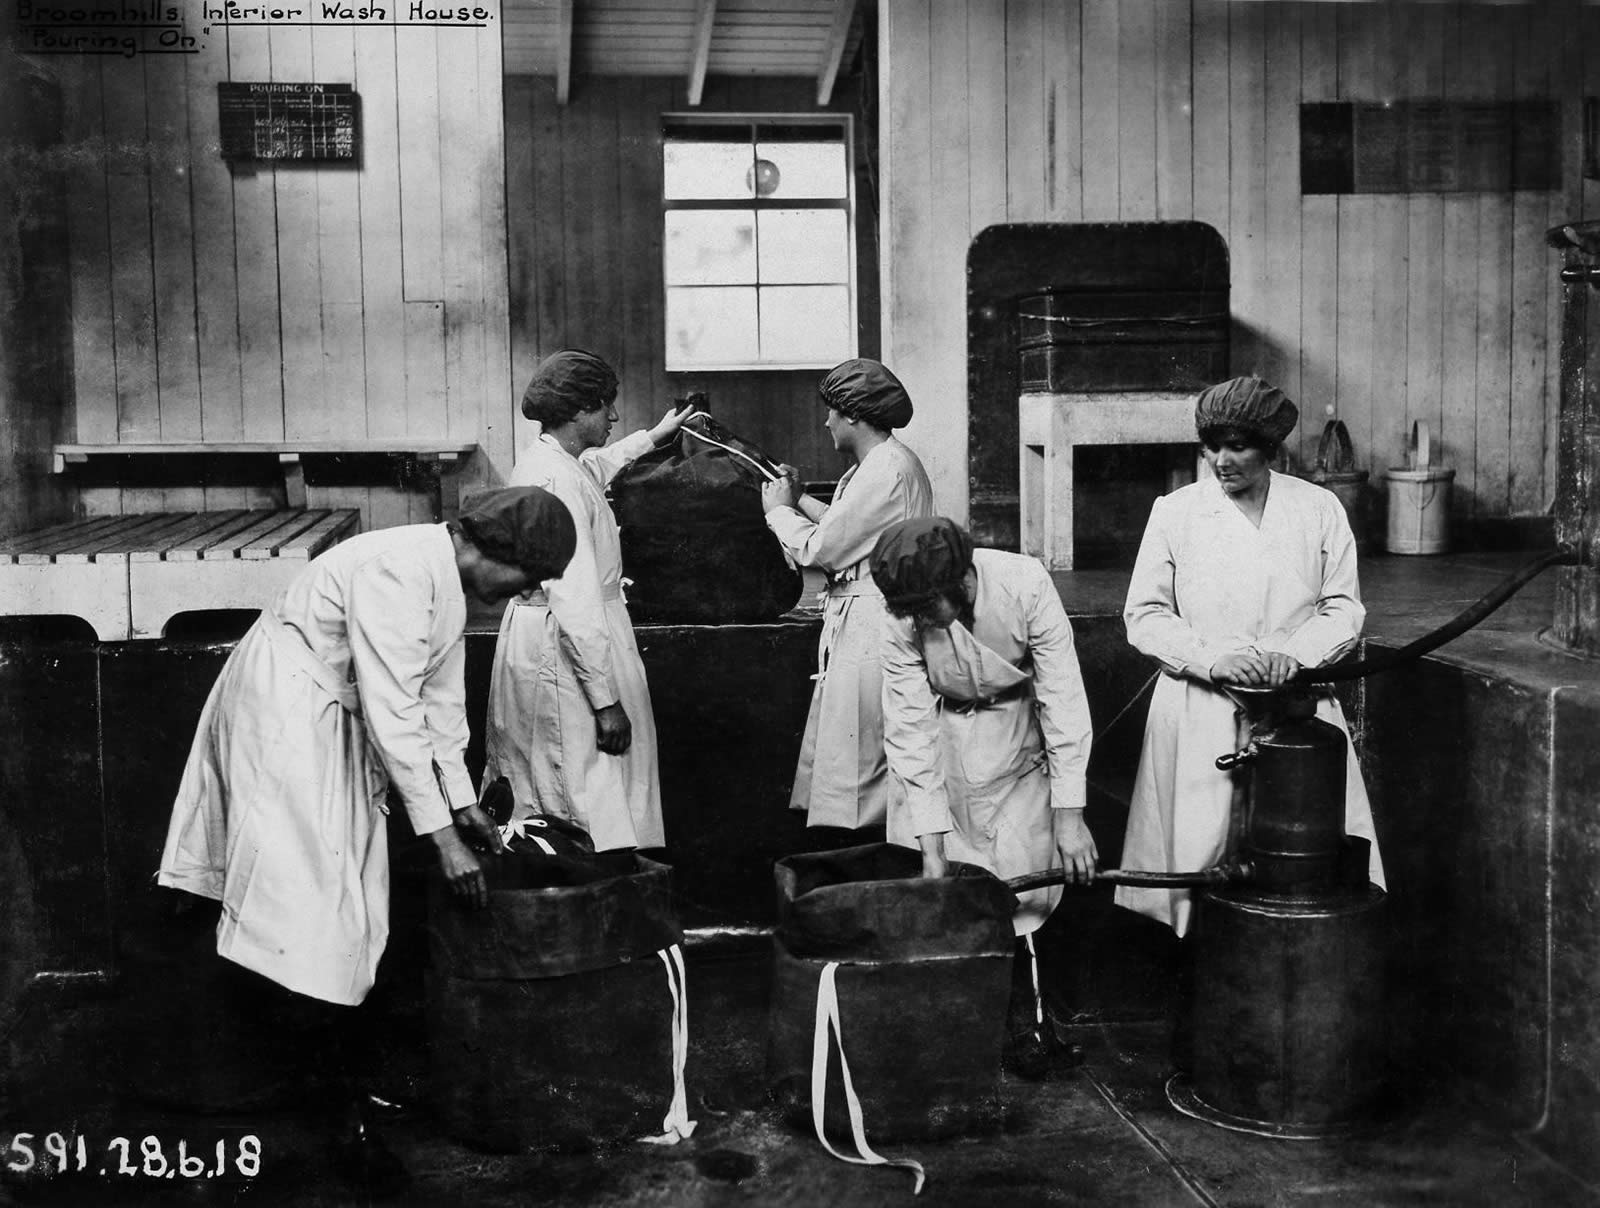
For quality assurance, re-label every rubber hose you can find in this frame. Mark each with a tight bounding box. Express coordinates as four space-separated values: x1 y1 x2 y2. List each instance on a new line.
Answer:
1007 865 1247 895
1296 546 1579 685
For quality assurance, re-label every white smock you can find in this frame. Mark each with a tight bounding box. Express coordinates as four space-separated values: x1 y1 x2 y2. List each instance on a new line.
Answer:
157 525 475 1006
765 437 933 829
1116 472 1387 937
485 428 663 851
881 549 1093 935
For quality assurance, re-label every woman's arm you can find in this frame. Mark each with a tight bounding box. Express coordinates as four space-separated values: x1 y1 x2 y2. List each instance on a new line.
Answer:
880 612 953 875
1272 496 1365 668
1123 496 1222 680
765 458 907 572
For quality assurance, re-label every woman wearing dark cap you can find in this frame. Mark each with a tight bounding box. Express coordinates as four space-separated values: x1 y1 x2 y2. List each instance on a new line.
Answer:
1117 376 1385 940
157 487 577 1190
870 516 1095 1077
485 349 698 852
760 358 935 831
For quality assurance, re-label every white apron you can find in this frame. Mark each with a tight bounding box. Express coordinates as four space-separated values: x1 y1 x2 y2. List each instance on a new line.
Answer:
881 550 1094 936
766 438 934 829
901 625 1060 935
1116 474 1386 937
486 430 663 850
158 612 391 1006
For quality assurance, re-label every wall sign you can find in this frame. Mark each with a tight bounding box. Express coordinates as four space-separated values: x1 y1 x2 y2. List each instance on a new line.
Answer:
1302 100 1558 194
217 82 360 164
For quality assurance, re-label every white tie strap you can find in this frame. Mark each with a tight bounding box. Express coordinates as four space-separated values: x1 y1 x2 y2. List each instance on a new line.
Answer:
810 962 927 1194
641 943 698 1146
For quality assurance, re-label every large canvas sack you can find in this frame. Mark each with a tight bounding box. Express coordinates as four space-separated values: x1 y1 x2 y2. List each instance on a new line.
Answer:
609 410 803 624
767 844 1017 1145
426 848 693 1152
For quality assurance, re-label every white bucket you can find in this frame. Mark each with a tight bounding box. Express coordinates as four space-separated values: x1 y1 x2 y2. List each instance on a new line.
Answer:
1384 421 1453 555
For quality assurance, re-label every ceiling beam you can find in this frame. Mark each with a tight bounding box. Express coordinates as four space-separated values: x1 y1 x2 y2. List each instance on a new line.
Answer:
686 0 717 107
815 0 855 106
555 0 573 105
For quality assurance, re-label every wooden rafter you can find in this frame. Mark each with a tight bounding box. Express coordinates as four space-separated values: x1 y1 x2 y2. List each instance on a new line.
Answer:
815 0 855 106
555 0 574 105
687 0 718 107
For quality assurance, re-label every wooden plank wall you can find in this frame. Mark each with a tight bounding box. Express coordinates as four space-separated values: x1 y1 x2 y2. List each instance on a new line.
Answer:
47 5 511 532
881 0 1599 533
502 74 879 486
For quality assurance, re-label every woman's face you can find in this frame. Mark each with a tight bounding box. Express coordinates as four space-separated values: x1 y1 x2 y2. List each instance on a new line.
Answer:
1203 431 1272 497
823 406 856 454
574 398 618 450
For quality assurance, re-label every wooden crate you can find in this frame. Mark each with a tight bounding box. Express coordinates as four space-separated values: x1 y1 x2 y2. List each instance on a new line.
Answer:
0 509 359 641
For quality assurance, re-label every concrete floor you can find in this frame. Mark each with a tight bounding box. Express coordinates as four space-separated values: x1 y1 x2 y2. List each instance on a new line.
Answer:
3 936 1596 1208
4 549 1598 1207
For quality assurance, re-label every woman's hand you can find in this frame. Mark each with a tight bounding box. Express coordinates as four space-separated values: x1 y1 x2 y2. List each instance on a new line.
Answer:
761 472 802 514
1260 651 1301 687
431 826 488 909
647 403 702 446
1053 810 1098 885
918 833 949 880
594 702 633 755
1209 650 1270 686
453 802 506 855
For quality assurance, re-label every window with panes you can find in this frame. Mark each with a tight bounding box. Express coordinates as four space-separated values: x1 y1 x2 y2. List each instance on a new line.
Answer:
662 116 856 371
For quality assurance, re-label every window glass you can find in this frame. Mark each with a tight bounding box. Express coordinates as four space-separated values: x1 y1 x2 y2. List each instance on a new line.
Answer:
664 211 757 285
667 286 760 367
753 141 847 199
758 210 850 284
663 141 755 200
759 286 853 365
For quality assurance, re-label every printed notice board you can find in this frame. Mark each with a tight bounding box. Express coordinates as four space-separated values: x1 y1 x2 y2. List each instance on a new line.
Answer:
218 82 360 164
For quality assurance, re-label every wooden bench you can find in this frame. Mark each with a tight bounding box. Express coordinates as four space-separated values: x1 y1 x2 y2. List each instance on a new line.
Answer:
52 441 477 518
0 509 359 641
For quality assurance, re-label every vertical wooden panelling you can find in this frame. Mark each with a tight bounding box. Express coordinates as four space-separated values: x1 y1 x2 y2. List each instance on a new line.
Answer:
1366 4 1411 484
65 61 117 451
102 58 160 450
357 25 409 445
529 79 568 411
1042 2 1082 224
1079 0 1119 222
967 0 1007 233
1258 3 1302 414
1471 4 1516 522
229 23 287 443
1226 1 1265 381
188 22 245 511
1440 7 1483 521
1404 2 1447 481
615 76 657 423
396 26 447 440
1333 6 1377 478
1295 2 1338 473
145 55 201 450
1117 0 1156 222
476 7 512 485
1005 0 1047 221
439 21 486 445
504 76 539 423
1508 3 1555 515
929 0 970 477
1152 0 1191 222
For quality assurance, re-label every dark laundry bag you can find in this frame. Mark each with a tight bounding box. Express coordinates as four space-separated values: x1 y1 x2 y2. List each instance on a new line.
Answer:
767 843 1017 1144
608 409 803 624
426 845 688 1153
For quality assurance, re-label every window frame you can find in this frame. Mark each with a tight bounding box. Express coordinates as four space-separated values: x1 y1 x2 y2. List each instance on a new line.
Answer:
661 112 859 373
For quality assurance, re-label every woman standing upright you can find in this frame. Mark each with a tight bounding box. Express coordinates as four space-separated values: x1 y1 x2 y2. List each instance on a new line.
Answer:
1117 376 1386 940
485 349 697 852
760 358 935 831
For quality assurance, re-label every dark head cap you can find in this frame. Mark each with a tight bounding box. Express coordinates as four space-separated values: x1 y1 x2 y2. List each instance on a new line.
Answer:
818 358 914 430
870 517 975 613
1194 376 1299 446
521 349 619 426
456 486 577 581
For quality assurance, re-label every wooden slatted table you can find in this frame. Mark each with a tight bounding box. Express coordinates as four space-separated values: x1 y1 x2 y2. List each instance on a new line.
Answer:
0 509 360 641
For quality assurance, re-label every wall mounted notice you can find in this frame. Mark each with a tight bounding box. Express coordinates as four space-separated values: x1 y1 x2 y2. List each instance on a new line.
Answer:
218 82 360 164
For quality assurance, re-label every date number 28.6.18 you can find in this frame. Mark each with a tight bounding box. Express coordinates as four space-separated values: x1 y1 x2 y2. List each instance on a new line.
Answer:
6 1131 261 1180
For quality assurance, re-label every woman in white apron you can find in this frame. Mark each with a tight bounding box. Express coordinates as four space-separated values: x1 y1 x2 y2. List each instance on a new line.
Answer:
872 517 1095 1077
1117 377 1386 1070
485 350 698 851
157 487 576 1193
761 359 934 830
